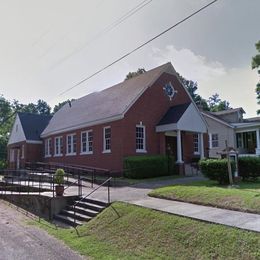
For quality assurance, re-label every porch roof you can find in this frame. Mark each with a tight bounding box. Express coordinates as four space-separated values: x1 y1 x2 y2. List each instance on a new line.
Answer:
156 102 207 133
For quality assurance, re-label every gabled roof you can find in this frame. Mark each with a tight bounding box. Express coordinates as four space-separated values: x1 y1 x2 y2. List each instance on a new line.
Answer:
157 103 191 126
156 102 207 133
41 62 177 137
18 112 52 141
201 111 234 128
211 107 245 116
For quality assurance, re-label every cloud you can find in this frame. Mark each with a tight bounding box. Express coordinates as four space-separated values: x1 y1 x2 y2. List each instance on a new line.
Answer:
151 45 226 82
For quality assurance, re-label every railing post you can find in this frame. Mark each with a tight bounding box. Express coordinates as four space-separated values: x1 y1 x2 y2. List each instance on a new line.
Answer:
52 175 55 197
108 178 110 204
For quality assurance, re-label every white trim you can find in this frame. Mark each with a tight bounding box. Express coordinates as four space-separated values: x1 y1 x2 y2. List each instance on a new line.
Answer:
136 124 146 152
53 154 63 157
80 151 93 155
54 136 63 156
66 133 77 155
41 115 123 138
103 126 111 153
81 130 93 154
26 140 43 144
65 153 76 156
44 138 52 157
8 115 26 145
156 123 178 132
193 133 200 155
102 150 111 154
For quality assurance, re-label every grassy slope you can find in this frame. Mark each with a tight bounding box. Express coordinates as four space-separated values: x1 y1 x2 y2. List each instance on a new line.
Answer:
149 180 260 213
31 202 260 260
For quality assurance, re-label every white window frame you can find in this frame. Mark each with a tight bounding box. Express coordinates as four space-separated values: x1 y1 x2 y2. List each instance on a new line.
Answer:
66 134 77 156
54 136 63 157
45 138 52 157
81 130 93 155
136 124 147 153
103 126 111 153
193 134 200 155
10 149 15 162
211 133 219 148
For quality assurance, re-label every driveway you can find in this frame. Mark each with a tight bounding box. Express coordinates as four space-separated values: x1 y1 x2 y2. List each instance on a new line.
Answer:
0 200 85 260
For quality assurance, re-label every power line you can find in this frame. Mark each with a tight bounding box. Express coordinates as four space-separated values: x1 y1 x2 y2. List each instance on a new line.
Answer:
48 0 153 71
58 0 219 97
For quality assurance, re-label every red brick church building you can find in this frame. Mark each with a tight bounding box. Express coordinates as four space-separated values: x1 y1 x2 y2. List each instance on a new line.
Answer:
7 62 208 174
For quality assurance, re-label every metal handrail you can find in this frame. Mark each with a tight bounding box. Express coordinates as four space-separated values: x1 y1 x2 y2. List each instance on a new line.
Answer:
73 177 112 224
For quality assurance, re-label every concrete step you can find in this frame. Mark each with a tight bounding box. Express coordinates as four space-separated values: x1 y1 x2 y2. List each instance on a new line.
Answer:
67 205 99 217
54 214 82 227
60 209 92 222
80 197 109 207
75 200 106 212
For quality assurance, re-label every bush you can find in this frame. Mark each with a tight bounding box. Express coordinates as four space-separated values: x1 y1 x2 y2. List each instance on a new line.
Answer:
238 157 260 180
123 155 175 179
54 168 65 185
199 159 235 184
0 160 7 170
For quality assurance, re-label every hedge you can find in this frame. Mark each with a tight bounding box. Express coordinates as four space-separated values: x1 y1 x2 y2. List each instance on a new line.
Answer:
238 157 260 180
123 155 175 179
199 159 235 184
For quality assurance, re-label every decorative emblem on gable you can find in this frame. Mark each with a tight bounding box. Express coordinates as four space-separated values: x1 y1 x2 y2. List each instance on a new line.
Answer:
163 82 177 100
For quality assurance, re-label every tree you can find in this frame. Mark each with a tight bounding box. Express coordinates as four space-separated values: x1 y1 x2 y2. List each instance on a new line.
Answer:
178 73 209 111
207 93 230 112
125 68 146 80
53 99 75 114
252 40 260 114
0 95 13 161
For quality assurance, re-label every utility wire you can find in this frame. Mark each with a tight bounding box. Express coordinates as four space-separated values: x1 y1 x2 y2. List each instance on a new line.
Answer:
59 0 218 97
49 0 153 71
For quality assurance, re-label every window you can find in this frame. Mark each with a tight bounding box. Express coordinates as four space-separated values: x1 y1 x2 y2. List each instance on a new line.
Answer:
136 125 146 152
45 138 51 157
103 127 111 152
212 134 219 148
81 130 93 154
67 134 77 155
54 136 63 156
193 134 200 154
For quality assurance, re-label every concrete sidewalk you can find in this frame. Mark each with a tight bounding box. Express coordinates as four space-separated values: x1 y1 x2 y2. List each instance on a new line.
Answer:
131 197 260 233
83 176 260 233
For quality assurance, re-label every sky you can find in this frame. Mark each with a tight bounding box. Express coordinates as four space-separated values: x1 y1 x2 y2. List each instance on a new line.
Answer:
0 0 259 117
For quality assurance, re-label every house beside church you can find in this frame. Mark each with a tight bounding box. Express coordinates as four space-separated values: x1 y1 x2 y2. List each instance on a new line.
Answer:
202 108 260 158
7 62 208 174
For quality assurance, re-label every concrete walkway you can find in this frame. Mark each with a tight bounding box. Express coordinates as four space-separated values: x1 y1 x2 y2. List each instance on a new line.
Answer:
84 176 260 233
131 197 260 233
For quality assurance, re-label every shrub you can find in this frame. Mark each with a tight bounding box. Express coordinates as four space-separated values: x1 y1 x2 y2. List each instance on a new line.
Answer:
123 155 175 179
238 157 260 180
0 160 7 170
199 159 235 184
54 168 65 185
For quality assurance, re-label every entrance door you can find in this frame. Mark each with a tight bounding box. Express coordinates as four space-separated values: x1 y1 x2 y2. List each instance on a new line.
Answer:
165 136 177 159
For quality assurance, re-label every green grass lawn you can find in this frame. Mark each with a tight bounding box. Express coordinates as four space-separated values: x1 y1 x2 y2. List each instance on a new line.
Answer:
30 202 260 259
149 180 260 213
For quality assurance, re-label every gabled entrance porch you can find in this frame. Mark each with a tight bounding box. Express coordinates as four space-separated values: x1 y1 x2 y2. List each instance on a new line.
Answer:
156 102 207 175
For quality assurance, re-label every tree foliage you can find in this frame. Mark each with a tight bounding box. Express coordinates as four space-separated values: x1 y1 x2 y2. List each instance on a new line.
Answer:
53 99 75 114
207 93 230 112
252 41 260 114
125 68 146 80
